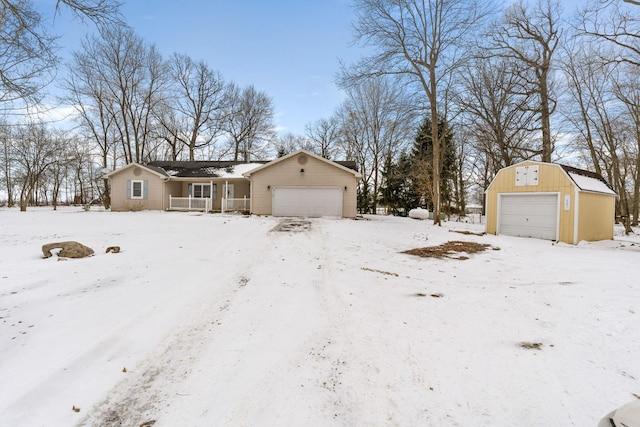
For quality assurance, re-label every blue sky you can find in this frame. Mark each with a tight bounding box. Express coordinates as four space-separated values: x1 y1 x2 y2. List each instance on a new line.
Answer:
48 0 363 136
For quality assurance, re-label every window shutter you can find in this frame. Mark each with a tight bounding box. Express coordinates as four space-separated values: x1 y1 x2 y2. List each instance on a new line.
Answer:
212 183 217 200
143 180 149 199
127 180 131 199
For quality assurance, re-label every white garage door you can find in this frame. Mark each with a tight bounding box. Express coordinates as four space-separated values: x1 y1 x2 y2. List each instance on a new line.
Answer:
273 187 343 217
498 194 558 240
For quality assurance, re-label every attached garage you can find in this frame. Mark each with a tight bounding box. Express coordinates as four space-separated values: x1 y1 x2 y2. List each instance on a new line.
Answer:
244 150 362 218
486 161 617 244
272 187 343 217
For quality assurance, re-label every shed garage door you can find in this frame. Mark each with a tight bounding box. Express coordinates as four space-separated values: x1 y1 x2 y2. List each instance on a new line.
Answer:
273 187 343 217
498 194 558 240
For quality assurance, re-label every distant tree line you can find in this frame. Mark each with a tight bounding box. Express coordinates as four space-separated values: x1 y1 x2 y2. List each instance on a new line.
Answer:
1 0 640 232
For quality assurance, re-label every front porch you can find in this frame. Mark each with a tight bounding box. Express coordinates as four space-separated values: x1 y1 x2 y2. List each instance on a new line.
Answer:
166 179 251 213
168 195 212 212
168 195 250 213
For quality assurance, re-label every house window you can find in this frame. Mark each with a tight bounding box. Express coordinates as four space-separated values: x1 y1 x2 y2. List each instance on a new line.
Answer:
191 183 216 199
131 180 144 199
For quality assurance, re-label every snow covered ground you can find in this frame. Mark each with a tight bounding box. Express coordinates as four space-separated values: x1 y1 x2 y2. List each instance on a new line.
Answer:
0 207 638 426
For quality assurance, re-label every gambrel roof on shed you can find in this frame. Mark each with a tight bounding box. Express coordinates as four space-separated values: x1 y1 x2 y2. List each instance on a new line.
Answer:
485 161 616 244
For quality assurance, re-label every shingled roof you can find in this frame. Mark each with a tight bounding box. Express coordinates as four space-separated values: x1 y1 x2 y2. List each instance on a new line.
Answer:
146 158 359 178
146 160 269 178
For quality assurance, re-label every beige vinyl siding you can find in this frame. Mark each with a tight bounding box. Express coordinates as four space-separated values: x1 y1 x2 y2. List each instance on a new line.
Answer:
486 162 575 243
110 166 165 211
249 153 358 217
577 192 615 242
165 181 182 210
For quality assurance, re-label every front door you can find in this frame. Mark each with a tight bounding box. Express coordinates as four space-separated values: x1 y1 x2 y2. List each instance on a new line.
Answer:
225 184 234 199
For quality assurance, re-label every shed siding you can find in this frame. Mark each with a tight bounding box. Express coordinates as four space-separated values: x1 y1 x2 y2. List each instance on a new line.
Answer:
250 153 358 217
486 162 575 243
577 192 615 242
110 166 165 211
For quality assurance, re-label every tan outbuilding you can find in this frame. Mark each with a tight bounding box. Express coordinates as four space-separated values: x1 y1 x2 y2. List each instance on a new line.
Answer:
243 150 362 218
485 161 617 244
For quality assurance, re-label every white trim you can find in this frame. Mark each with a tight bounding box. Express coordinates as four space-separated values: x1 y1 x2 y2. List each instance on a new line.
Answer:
573 186 580 244
191 183 211 199
130 180 144 199
103 162 167 179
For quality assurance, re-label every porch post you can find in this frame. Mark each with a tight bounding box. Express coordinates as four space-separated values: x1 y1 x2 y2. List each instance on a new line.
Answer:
223 180 229 214
169 194 172 211
209 180 213 214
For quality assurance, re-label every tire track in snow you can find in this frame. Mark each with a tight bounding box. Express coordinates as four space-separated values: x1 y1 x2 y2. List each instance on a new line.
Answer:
77 220 278 427
156 218 338 426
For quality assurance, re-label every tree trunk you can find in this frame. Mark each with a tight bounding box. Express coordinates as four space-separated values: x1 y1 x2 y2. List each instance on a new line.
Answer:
540 69 552 163
430 70 441 226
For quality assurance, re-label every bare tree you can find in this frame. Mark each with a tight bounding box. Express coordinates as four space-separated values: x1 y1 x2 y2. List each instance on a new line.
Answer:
224 84 275 162
566 54 633 232
612 63 640 225
274 133 311 157
71 26 167 164
560 40 604 176
62 55 119 208
336 104 374 213
162 53 228 161
53 0 122 24
305 117 341 159
339 76 415 213
344 0 492 224
0 2 56 111
0 0 121 112
460 56 538 175
580 0 640 68
152 105 185 161
11 121 61 211
0 120 15 205
488 0 562 163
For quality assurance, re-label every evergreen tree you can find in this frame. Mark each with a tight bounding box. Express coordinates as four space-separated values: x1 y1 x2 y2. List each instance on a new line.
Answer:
410 117 456 214
380 151 420 216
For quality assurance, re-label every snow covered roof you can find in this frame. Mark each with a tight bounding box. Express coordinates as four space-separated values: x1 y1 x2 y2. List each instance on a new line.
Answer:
560 165 617 195
146 160 268 179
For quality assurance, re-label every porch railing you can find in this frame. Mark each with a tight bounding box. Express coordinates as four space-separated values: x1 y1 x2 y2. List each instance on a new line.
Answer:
222 196 250 213
169 195 211 212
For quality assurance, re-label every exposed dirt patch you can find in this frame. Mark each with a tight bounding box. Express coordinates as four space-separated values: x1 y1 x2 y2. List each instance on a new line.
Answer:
412 292 443 298
271 220 312 232
403 241 496 260
519 342 543 350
